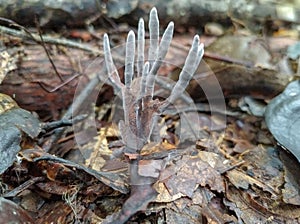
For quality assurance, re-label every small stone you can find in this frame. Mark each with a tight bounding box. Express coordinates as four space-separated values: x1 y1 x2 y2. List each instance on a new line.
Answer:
204 22 224 36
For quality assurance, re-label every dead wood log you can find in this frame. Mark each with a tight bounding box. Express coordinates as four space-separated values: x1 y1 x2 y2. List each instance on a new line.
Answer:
0 0 299 28
0 44 95 119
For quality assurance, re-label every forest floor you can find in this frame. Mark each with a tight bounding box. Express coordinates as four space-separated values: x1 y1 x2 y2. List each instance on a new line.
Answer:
0 4 300 224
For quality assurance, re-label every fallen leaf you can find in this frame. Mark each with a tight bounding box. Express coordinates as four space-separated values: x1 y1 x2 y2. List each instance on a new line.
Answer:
0 51 17 84
0 197 34 223
156 151 227 202
0 94 41 174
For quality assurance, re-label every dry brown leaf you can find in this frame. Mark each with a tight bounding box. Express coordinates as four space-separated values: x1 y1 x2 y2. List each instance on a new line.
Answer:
156 151 227 203
241 145 284 194
85 124 119 170
138 159 164 178
140 141 176 156
154 182 184 203
226 169 279 196
0 94 41 174
226 187 300 223
0 51 17 84
0 197 34 223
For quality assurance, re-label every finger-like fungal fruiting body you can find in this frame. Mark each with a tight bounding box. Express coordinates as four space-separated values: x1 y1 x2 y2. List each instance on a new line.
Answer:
103 7 204 153
102 7 204 224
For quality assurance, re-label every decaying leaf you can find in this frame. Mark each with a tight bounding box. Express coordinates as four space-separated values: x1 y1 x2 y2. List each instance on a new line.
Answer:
0 93 41 174
156 151 227 203
265 80 300 162
33 155 129 194
280 150 300 205
226 145 284 207
287 41 300 60
226 187 300 223
0 107 41 138
0 197 34 223
85 124 120 171
0 126 22 174
0 50 17 84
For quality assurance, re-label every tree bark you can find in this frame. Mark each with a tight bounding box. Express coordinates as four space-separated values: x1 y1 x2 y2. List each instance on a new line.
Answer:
0 44 94 119
0 0 298 28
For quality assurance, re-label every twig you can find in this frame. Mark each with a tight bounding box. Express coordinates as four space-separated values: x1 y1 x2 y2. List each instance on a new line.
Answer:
35 17 64 82
2 177 45 198
0 24 100 55
204 51 253 68
41 114 88 132
170 42 254 68
35 73 81 93
33 155 129 194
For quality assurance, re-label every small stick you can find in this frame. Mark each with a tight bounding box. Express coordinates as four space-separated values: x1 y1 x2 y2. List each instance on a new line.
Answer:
0 24 101 55
2 177 45 198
